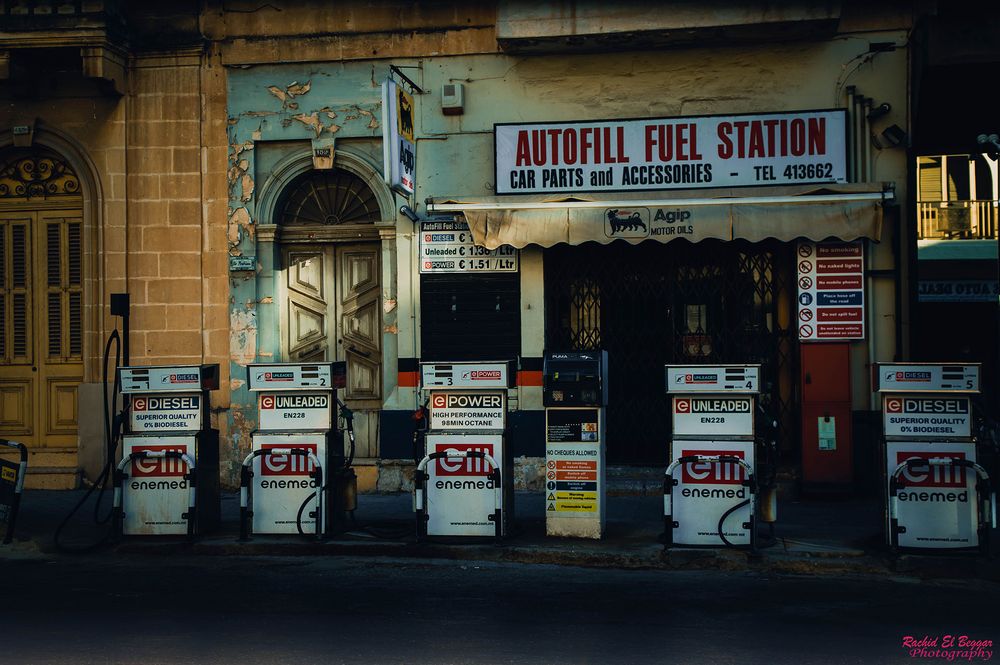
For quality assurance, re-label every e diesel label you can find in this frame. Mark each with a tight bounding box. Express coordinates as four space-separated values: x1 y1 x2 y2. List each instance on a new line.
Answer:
128 393 203 433
883 396 972 438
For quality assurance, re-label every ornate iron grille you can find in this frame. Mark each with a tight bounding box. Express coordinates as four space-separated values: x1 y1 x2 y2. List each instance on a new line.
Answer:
545 239 797 465
278 168 379 226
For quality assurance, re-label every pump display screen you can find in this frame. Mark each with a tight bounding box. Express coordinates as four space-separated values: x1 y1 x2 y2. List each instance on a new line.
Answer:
546 362 599 383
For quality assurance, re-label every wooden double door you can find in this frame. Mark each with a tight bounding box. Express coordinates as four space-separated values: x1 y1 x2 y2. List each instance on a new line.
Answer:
0 208 84 448
280 242 381 404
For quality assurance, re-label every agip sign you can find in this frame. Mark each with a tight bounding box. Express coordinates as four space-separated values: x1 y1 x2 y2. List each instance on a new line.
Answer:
495 109 847 194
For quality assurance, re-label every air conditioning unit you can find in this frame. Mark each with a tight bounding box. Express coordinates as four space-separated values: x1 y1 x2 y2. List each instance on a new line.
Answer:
935 202 971 233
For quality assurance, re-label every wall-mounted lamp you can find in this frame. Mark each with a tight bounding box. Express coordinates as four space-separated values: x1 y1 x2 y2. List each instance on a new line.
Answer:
400 205 420 222
866 102 891 121
873 124 908 149
977 133 1000 160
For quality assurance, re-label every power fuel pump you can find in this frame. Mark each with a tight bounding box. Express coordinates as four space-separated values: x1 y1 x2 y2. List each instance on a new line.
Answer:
243 362 353 538
114 364 221 537
414 361 514 541
542 351 608 539
875 363 996 552
663 364 767 549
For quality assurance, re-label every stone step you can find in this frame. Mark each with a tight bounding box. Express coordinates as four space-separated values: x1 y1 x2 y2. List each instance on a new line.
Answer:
0 447 80 490
20 466 80 490
0 447 78 467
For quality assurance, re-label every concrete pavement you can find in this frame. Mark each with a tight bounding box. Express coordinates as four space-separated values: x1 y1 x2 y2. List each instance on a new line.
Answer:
4 489 998 581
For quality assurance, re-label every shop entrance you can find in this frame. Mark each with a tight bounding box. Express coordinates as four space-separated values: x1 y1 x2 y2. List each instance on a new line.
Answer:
544 239 796 465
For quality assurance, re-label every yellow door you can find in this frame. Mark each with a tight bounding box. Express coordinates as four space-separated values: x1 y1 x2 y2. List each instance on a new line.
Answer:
0 209 84 449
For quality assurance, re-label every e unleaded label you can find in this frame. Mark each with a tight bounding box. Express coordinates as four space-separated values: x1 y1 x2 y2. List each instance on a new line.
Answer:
258 392 333 431
672 397 754 437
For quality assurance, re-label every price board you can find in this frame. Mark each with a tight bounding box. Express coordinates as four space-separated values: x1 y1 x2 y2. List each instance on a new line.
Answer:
419 220 518 273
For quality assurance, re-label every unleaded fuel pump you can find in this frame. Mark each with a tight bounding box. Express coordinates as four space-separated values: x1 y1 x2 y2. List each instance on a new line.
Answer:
415 361 514 540
874 363 996 552
664 364 762 548
542 351 608 539
115 365 221 536
245 362 350 537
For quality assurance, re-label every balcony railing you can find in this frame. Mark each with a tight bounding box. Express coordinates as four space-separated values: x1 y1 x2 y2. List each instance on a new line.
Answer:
917 200 999 240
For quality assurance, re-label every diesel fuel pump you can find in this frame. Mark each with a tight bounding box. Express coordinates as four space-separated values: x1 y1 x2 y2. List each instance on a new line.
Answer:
875 363 996 553
542 351 608 539
115 364 221 537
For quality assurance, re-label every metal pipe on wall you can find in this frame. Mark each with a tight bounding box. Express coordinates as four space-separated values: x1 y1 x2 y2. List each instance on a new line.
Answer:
863 97 873 183
846 86 857 182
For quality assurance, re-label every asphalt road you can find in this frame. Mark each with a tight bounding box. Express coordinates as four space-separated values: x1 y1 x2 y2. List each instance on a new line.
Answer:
0 552 996 664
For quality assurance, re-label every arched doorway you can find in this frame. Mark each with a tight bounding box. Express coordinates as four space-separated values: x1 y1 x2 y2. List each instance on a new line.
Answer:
275 167 383 404
0 148 84 452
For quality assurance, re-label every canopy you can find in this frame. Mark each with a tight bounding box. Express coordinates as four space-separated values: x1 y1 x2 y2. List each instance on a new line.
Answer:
425 183 892 250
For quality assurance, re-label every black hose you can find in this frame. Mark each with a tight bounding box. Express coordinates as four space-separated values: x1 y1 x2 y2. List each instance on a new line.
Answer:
717 498 750 549
295 489 319 537
54 329 123 552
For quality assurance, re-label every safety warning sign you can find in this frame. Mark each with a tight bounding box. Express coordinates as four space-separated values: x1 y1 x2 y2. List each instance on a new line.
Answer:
797 241 865 341
545 410 601 515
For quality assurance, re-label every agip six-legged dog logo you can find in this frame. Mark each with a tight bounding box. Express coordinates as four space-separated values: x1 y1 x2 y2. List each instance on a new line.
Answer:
604 208 650 238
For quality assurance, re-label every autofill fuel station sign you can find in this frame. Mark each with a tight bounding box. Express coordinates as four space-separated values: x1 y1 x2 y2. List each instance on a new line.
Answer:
495 109 847 194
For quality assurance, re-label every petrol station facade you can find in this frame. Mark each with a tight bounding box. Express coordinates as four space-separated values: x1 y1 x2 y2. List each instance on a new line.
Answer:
2 2 984 512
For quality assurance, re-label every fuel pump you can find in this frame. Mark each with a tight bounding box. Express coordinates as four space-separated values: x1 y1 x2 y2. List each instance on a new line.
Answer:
542 351 608 539
875 363 996 552
243 362 353 538
114 364 221 537
663 364 762 548
414 361 513 541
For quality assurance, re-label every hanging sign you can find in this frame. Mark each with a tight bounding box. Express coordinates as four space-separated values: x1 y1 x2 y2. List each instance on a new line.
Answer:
381 78 415 195
495 109 847 194
419 220 518 273
796 241 865 341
